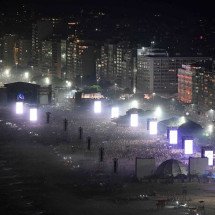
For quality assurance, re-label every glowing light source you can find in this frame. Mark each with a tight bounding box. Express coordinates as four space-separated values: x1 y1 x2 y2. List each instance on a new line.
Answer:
4 69 10 77
16 102 23 114
131 100 138 108
149 120 157 135
208 124 213 133
66 81 72 88
24 72 29 79
184 139 193 155
169 129 178 145
154 106 162 118
204 150 213 166
30 108 37 121
130 114 138 127
179 116 186 124
94 101 101 113
111 107 119 118
45 77 50 85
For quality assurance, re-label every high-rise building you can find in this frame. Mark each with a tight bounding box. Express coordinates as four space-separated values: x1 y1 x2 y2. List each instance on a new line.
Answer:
115 43 134 89
32 18 65 75
41 38 61 78
178 60 214 111
17 39 31 68
2 34 18 68
137 47 210 95
66 37 96 87
96 42 134 89
61 40 67 79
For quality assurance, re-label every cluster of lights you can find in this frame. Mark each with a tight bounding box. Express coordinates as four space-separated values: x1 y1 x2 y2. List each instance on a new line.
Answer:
66 80 72 88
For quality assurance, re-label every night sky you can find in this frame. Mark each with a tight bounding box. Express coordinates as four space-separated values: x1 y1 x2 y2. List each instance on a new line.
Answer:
1 0 214 18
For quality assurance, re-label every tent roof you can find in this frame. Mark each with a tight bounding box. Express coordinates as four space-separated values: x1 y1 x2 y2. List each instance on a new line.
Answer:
155 159 188 177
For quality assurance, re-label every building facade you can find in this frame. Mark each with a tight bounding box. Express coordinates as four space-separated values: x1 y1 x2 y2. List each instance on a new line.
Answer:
32 18 65 76
178 60 214 111
137 47 210 95
66 37 96 87
96 42 134 90
2 34 18 69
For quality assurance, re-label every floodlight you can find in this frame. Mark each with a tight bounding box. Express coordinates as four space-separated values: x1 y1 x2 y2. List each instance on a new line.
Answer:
111 107 119 118
204 150 213 166
94 101 101 113
149 120 157 135
45 77 50 85
24 72 29 79
4 69 10 77
130 114 138 127
154 106 162 118
30 108 37 121
16 102 23 114
131 100 138 108
184 139 193 155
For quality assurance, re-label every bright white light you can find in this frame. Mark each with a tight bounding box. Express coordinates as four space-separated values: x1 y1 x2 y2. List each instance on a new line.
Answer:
66 81 72 88
16 102 23 114
179 116 186 124
131 100 138 108
94 101 101 113
208 124 213 133
45 77 50 85
130 114 138 127
30 108 37 121
169 129 178 144
184 139 193 155
111 107 119 118
4 69 10 77
154 106 162 118
24 72 29 79
205 150 213 166
149 120 157 135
